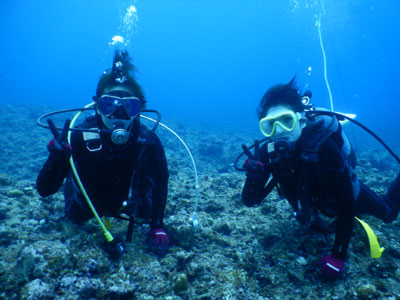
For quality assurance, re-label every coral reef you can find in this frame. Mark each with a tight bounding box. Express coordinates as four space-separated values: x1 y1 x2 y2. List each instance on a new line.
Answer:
0 104 399 299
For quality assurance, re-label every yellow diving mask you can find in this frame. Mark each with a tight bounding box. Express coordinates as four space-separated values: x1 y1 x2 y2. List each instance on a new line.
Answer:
259 110 299 137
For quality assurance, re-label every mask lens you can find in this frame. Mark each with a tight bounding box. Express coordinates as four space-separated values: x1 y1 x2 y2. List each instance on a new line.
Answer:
259 119 276 137
98 96 118 116
122 99 141 118
277 114 295 130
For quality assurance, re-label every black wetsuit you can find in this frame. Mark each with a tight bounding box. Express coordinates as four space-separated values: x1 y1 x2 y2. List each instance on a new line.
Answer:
37 116 169 228
242 122 400 259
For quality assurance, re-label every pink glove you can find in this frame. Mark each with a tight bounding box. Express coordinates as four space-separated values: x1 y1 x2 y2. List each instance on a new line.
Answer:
319 255 345 279
146 228 169 256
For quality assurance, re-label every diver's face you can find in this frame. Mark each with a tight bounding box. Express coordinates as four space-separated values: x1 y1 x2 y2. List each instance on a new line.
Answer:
97 87 139 130
260 105 306 144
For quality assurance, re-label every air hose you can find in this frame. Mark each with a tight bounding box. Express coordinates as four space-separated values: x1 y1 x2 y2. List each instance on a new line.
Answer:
141 115 200 228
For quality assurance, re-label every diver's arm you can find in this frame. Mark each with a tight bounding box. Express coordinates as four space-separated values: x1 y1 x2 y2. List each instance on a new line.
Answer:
331 170 355 259
320 138 356 259
36 155 71 197
146 135 169 228
36 129 81 197
242 172 272 207
242 144 272 207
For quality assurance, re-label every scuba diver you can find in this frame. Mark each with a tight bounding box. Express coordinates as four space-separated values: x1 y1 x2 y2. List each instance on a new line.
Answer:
239 77 400 279
36 50 170 258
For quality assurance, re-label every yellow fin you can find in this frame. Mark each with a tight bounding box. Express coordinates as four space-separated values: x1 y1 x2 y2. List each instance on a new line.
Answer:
355 217 384 258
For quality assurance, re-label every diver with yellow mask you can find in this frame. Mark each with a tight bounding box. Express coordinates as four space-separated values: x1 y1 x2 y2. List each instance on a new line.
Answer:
237 77 400 279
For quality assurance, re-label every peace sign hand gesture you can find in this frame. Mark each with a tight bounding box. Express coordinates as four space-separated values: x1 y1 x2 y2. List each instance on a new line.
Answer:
47 119 72 162
242 139 265 181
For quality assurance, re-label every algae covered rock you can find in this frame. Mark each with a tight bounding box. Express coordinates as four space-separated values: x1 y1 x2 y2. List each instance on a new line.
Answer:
14 244 48 285
357 284 378 299
20 279 53 300
7 189 24 198
212 222 232 236
173 273 189 295
0 173 12 186
0 230 17 247
168 222 196 250
14 240 74 285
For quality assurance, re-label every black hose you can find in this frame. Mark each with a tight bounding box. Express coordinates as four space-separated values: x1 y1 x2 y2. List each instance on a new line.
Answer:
310 110 400 165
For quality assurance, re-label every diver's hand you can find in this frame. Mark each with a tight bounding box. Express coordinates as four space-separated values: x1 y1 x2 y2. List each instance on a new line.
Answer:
47 119 72 162
102 237 126 260
147 228 169 256
319 255 345 279
242 140 265 181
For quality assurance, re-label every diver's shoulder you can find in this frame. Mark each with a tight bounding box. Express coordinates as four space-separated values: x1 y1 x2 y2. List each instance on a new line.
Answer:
137 123 161 145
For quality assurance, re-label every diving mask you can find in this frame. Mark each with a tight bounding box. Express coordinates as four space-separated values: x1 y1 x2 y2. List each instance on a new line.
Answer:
259 110 301 137
97 94 141 119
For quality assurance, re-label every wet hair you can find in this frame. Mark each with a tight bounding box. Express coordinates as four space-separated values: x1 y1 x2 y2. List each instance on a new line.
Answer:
96 50 146 107
257 76 304 120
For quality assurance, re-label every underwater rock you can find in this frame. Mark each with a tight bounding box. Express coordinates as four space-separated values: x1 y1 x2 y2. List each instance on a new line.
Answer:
15 240 74 285
0 173 12 186
7 189 24 198
75 251 111 276
71 277 102 298
0 207 8 220
186 261 205 282
173 273 189 295
387 246 400 259
259 234 280 250
356 284 377 300
373 279 388 292
367 260 398 278
15 245 48 285
23 187 35 196
176 251 194 271
296 256 307 266
168 223 196 251
20 279 53 300
102 287 135 300
204 202 224 214
212 222 232 236
0 230 16 247
286 268 304 284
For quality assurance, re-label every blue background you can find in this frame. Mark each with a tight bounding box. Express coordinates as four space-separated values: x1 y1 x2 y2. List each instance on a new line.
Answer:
1 0 399 147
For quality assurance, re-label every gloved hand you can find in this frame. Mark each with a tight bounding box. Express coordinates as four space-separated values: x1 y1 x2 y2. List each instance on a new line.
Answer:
242 140 265 181
146 228 169 256
47 119 72 162
319 254 345 279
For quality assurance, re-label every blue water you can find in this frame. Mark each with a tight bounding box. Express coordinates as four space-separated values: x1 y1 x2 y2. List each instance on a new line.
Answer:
1 0 399 146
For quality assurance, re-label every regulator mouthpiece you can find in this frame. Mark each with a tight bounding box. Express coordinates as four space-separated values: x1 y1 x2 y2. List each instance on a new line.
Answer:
111 123 130 145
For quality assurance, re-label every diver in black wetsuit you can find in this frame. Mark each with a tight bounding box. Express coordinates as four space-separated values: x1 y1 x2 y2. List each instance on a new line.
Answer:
241 77 400 279
36 50 170 257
